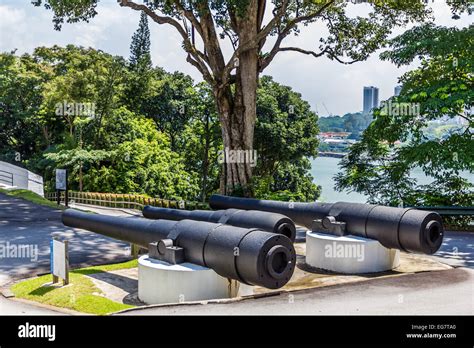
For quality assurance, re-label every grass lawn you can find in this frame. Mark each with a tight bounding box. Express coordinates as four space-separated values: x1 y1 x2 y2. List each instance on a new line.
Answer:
0 188 62 210
11 259 139 315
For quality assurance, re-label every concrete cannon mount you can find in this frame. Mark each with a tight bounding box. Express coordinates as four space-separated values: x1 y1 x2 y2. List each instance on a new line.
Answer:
138 256 239 305
134 232 401 305
79 238 451 309
305 232 400 274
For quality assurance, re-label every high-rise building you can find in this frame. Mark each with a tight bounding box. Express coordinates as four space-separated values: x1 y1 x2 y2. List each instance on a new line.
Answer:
363 86 379 114
394 85 402 96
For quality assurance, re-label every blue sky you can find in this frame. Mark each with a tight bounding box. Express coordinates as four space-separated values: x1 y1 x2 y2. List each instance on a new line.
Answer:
0 0 471 116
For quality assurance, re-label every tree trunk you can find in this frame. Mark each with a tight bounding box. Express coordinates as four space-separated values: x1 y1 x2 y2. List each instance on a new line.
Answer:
79 163 83 192
214 3 259 196
215 55 258 196
201 112 210 202
41 126 51 147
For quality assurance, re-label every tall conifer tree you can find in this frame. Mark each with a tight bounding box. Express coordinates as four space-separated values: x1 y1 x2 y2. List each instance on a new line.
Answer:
130 11 152 69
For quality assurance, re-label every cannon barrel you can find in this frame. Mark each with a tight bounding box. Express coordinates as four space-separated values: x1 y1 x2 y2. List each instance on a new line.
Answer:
62 209 296 289
142 206 296 242
209 195 444 254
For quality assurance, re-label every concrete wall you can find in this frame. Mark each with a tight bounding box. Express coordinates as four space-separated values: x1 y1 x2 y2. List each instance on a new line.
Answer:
0 161 44 197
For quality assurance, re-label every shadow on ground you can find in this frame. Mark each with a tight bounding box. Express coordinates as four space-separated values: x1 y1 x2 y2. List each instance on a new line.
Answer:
0 193 132 282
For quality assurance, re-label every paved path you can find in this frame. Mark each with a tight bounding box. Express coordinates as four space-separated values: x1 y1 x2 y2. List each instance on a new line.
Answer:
120 267 474 315
68 202 140 217
0 194 139 314
429 231 474 269
0 193 133 285
0 296 61 315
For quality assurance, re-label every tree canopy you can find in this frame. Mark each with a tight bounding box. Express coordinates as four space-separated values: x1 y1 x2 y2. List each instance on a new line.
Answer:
0 43 322 201
32 0 460 195
335 24 473 226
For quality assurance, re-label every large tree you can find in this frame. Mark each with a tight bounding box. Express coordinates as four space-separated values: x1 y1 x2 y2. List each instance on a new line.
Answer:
33 0 469 196
335 24 473 227
0 52 49 163
126 11 154 112
130 11 152 68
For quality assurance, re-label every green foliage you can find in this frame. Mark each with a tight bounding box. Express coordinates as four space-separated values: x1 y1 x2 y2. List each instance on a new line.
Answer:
0 188 62 209
47 107 200 199
255 76 319 174
253 158 321 201
0 52 49 162
252 76 321 201
1 46 201 200
126 11 153 112
1 43 321 201
336 24 473 226
34 45 127 146
44 147 110 182
11 259 138 315
32 0 456 195
319 112 373 138
32 0 99 31
179 83 221 201
140 70 196 151
129 11 152 68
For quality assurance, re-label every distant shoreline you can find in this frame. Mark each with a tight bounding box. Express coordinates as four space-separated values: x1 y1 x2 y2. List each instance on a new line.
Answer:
317 152 346 159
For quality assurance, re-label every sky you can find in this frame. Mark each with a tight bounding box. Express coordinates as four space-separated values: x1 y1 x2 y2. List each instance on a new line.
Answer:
0 0 471 116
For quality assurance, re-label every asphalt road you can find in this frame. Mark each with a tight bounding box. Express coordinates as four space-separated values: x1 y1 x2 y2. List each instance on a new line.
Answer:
429 231 474 269
0 296 61 315
120 267 474 315
0 193 132 286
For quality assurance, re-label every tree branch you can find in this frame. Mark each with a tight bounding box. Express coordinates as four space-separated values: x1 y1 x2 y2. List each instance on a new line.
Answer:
197 2 227 76
226 3 239 33
173 0 203 37
119 0 214 84
259 0 335 71
119 0 187 39
255 0 290 48
257 0 266 31
220 0 290 88
186 54 213 83
456 112 472 123
326 48 359 65
223 29 238 51
279 46 328 58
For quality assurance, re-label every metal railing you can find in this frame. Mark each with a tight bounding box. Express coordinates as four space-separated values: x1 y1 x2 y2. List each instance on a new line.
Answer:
409 206 474 217
45 191 473 227
45 191 210 211
0 170 13 186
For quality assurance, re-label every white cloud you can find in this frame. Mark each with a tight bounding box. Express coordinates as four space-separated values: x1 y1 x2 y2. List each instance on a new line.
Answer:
0 5 27 53
0 5 24 26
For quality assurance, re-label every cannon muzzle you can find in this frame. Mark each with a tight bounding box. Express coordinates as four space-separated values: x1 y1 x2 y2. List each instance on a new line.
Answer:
62 209 296 289
142 206 296 242
209 195 444 255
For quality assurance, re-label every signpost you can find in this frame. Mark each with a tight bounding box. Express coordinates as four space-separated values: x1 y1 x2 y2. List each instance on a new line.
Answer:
55 169 68 207
50 238 69 285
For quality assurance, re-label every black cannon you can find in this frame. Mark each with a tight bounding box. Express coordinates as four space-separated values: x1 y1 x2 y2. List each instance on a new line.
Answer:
142 206 296 242
209 195 444 255
62 209 295 289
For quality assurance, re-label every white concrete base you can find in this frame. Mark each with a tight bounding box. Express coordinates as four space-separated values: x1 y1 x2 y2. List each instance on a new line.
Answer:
306 232 400 274
236 283 255 297
138 255 239 305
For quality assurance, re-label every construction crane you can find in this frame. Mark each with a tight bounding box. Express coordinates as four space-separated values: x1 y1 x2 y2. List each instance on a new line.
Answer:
322 102 333 117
